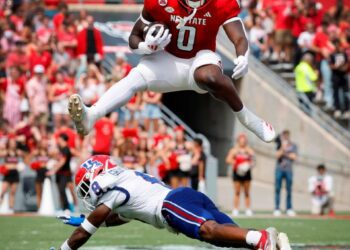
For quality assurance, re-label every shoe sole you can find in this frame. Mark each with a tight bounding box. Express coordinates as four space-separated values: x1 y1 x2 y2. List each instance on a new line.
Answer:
278 232 292 250
266 227 278 250
68 94 87 136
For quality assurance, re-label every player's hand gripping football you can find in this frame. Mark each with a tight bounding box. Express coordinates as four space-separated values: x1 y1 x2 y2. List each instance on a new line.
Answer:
138 25 172 54
232 55 248 79
57 214 85 227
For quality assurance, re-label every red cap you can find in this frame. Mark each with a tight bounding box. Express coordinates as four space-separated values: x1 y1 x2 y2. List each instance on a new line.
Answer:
174 125 184 132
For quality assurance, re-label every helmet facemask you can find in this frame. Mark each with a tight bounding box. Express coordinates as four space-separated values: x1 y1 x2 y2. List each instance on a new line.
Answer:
76 172 95 211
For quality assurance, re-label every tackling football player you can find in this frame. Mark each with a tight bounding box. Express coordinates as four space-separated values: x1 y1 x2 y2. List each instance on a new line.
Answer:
68 0 276 143
54 155 291 250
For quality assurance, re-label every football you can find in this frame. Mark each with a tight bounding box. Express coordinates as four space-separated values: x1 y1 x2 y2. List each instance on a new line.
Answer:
143 22 168 39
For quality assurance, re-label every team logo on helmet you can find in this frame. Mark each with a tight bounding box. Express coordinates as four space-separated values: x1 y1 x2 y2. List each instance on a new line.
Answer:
81 159 103 171
159 0 167 6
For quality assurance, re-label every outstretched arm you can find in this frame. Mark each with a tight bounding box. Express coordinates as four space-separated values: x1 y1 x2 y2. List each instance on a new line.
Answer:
59 204 111 250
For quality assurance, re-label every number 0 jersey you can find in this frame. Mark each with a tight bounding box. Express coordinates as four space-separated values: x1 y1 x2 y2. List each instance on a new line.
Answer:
143 0 241 59
90 167 171 229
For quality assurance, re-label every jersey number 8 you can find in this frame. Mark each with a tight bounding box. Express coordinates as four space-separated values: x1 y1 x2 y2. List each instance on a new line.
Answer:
177 26 196 52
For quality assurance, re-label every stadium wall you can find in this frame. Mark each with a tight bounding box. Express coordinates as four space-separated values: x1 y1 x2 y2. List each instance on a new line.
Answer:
233 62 350 209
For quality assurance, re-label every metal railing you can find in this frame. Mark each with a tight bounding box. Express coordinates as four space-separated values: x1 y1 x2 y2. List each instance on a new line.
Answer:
249 56 350 149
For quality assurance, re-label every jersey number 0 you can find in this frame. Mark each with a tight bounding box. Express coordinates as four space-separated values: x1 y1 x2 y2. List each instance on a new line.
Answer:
177 26 196 51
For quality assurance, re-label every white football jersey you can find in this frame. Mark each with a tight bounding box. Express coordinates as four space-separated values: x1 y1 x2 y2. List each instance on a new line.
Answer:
89 167 171 229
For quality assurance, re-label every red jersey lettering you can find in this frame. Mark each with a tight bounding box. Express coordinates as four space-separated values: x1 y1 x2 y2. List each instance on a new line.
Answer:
143 0 240 59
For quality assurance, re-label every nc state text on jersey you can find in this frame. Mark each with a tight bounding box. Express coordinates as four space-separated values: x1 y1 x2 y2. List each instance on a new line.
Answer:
170 15 207 26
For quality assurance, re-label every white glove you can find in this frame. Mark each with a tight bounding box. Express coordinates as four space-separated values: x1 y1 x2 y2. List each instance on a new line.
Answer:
232 55 248 79
132 26 172 55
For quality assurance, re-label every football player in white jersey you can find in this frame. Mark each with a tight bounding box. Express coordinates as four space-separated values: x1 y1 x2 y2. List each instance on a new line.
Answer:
55 155 291 250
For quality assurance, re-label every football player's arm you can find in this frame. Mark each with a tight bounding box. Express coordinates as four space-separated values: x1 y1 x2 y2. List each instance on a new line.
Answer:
129 8 171 55
129 8 152 50
223 20 249 79
59 204 111 250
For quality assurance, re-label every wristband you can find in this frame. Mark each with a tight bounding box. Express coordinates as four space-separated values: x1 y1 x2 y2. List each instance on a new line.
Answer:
81 219 98 235
61 240 72 250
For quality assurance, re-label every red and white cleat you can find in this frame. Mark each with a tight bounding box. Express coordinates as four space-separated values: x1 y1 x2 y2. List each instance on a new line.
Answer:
68 94 95 136
256 227 278 250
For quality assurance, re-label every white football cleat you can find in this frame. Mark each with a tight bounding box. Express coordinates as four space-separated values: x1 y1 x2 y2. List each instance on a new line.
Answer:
278 232 292 250
68 94 94 136
259 120 276 143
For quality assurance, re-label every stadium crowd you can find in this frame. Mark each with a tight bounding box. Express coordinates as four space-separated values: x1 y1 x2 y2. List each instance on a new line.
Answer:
243 0 350 119
0 1 205 213
0 0 338 216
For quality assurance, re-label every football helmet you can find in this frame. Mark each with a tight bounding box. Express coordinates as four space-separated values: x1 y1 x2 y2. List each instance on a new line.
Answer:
75 155 117 211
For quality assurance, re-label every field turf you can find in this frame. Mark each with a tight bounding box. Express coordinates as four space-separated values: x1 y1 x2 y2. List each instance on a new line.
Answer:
0 216 349 250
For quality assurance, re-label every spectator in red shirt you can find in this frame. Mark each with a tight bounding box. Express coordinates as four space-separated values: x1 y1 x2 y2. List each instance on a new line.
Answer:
48 71 72 126
6 40 29 72
76 15 104 66
112 52 132 80
271 1 295 62
53 121 80 157
28 40 52 73
91 114 115 155
56 21 77 59
53 2 68 32
35 16 53 45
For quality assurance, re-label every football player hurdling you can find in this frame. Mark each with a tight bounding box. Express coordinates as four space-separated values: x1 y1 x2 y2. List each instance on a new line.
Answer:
55 155 291 250
68 0 276 143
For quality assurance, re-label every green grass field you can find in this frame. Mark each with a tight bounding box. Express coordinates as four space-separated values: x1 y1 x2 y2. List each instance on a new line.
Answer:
0 216 349 250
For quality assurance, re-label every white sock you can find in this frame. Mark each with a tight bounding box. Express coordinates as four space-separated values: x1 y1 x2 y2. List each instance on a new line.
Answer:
235 106 275 142
246 230 262 247
90 68 147 120
235 106 260 127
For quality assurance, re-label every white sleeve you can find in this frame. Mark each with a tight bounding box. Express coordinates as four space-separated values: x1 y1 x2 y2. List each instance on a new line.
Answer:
324 176 333 193
97 190 127 210
308 176 316 193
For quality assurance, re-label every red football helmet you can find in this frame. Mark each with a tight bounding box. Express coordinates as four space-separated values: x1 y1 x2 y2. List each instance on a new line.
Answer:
75 155 117 210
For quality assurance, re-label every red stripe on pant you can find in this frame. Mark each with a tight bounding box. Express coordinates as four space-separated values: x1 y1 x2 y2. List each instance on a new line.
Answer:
163 202 205 224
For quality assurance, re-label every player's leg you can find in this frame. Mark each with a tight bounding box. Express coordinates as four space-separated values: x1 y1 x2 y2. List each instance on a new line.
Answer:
69 51 187 136
285 170 293 213
162 187 282 249
190 51 275 142
0 181 9 202
274 168 283 213
243 180 251 213
233 180 241 215
35 182 43 208
69 68 148 135
9 183 17 210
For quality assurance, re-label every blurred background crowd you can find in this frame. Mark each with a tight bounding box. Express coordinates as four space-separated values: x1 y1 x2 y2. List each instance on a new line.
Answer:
242 0 350 120
0 0 339 216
